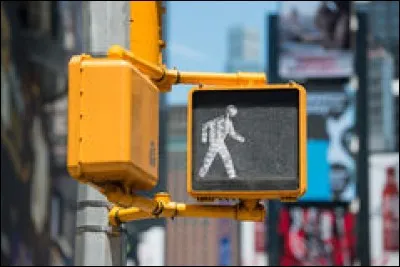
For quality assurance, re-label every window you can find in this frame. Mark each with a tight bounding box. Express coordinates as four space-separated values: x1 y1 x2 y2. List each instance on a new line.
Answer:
18 1 52 36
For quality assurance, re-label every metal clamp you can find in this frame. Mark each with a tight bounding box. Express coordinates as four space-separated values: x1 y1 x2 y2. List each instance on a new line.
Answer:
77 200 112 210
76 225 113 235
76 224 127 236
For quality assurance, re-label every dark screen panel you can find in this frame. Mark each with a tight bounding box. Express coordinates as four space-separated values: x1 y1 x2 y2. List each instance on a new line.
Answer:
191 89 299 191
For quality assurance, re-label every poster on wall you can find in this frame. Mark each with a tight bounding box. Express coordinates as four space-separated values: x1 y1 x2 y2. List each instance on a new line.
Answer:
278 203 357 266
300 80 356 202
279 1 353 79
369 154 399 266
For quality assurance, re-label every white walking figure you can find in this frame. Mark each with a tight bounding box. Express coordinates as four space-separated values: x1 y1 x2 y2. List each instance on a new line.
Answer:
198 105 245 179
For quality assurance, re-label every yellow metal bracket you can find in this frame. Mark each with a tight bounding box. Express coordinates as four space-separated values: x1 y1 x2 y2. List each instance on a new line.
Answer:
107 45 267 92
101 185 265 226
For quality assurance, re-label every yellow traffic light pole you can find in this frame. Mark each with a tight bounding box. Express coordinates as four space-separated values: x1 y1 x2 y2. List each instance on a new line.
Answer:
97 1 267 226
122 2 266 92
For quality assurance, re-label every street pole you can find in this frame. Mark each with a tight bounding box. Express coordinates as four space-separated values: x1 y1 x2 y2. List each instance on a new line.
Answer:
266 14 282 266
355 11 371 266
74 1 129 265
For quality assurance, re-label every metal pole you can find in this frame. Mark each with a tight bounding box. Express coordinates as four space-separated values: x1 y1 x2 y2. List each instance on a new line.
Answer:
266 14 282 266
355 11 371 266
74 1 129 265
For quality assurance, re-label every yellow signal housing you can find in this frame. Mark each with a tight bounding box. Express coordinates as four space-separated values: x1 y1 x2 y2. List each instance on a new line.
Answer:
187 83 307 201
67 55 159 191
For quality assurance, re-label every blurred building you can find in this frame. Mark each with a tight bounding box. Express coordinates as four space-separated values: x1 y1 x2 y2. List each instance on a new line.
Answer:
356 1 399 78
356 1 399 151
226 26 263 72
368 48 396 152
1 1 81 265
165 106 240 266
225 26 267 266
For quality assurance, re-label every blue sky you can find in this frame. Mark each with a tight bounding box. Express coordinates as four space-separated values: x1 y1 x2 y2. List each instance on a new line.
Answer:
166 1 279 105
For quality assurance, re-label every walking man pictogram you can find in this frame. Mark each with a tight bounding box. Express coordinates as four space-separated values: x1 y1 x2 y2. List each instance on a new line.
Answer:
198 105 245 179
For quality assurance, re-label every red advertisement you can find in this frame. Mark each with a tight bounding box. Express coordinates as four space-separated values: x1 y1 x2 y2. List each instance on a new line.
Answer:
369 154 399 265
382 167 399 252
278 204 356 266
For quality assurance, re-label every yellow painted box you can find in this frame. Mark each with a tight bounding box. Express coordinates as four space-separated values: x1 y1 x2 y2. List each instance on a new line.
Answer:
67 55 159 191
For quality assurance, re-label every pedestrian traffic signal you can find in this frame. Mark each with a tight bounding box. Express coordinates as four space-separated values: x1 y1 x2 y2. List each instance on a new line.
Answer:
67 55 159 191
187 83 307 201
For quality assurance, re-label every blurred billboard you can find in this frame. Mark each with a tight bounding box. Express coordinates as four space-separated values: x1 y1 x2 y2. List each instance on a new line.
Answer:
369 153 399 266
278 203 357 266
279 1 354 79
300 80 356 202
